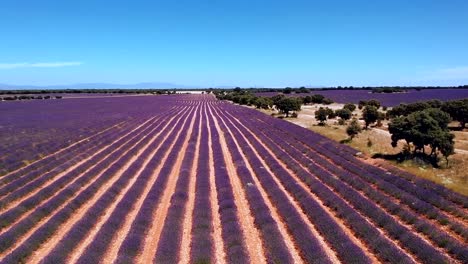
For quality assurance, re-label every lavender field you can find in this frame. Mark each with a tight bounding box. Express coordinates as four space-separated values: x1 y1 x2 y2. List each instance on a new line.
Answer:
256 89 468 106
0 94 466 263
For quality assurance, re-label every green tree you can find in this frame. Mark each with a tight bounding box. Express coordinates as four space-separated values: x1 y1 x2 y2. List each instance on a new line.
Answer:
442 100 468 128
343 103 356 112
254 97 273 109
346 119 362 140
315 107 328 125
367 99 381 109
362 105 380 128
388 108 454 162
271 94 286 105
275 97 302 117
298 87 310 93
335 108 352 122
303 95 313 105
322 98 334 105
283 87 293 94
311 94 325 104
324 107 336 118
358 100 367 110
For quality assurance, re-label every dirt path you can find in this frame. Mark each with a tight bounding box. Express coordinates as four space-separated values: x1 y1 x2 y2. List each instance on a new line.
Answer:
0 117 155 215
208 104 267 264
204 104 227 264
211 107 304 264
179 108 202 264
25 110 190 264
137 105 199 264
0 121 126 181
223 110 380 263
455 148 468 154
95 107 195 264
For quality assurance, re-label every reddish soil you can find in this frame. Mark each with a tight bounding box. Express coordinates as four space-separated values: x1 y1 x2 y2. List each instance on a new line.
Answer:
70 109 191 264
204 105 227 264
213 108 304 264
179 112 202 264
137 106 198 263
209 105 267 264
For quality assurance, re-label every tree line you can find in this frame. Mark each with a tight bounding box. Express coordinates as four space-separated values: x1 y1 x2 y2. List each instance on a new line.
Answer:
214 90 334 118
349 99 467 166
1 95 63 101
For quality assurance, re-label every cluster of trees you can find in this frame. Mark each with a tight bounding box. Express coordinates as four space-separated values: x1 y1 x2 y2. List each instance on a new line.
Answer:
358 99 382 110
388 99 468 129
314 107 336 125
371 88 407 94
215 90 335 118
302 94 334 105
388 108 454 165
315 105 352 125
314 103 372 127
282 87 310 94
355 98 467 165
342 98 467 165
1 95 62 101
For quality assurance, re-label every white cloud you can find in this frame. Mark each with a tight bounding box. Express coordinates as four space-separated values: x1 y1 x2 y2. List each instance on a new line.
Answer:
0 61 83 69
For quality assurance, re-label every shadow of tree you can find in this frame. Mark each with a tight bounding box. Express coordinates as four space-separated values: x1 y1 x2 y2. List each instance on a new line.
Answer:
372 152 440 168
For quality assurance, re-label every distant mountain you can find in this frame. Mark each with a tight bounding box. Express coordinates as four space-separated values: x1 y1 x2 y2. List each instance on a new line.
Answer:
0 82 200 90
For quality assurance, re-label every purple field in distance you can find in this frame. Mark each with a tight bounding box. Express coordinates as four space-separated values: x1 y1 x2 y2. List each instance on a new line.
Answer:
255 89 468 106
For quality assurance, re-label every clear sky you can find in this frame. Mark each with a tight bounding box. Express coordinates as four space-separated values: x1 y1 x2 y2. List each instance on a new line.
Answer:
1 0 468 87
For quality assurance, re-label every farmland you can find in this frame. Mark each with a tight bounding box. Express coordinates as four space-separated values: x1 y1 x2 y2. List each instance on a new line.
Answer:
0 94 467 263
255 88 468 106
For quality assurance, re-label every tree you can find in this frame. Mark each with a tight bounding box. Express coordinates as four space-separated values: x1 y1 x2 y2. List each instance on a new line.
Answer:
315 107 328 125
254 97 273 109
388 108 454 163
322 98 334 105
335 108 352 122
437 133 455 166
303 95 313 105
275 97 301 117
346 119 362 140
311 94 325 104
362 105 380 128
367 99 381 109
343 103 356 112
324 107 336 118
298 87 310 93
283 87 293 94
271 94 286 105
442 100 468 128
358 100 367 110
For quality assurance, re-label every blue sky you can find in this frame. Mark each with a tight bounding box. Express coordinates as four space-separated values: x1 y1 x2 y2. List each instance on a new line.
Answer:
1 0 467 87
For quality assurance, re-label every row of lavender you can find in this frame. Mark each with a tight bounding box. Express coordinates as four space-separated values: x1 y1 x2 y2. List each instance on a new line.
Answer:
0 106 186 262
63 107 196 264
0 95 233 264
0 95 200 175
255 88 468 106
216 101 467 263
0 98 208 262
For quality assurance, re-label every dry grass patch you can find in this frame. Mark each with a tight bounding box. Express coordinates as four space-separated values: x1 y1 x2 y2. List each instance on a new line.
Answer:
256 104 468 196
